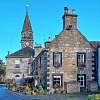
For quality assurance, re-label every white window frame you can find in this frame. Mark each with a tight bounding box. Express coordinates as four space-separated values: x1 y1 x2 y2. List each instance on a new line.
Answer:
78 53 85 63
53 75 62 87
78 75 85 88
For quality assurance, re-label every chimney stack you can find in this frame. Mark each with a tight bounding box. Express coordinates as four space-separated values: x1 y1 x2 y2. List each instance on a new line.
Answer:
62 7 77 30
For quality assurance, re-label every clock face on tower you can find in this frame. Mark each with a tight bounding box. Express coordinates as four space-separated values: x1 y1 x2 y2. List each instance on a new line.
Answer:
25 42 29 46
21 40 33 48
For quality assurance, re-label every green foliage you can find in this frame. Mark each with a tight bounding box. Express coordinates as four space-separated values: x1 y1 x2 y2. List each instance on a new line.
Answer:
11 85 16 92
5 79 13 89
95 94 100 100
33 87 38 93
0 60 6 75
38 85 45 95
53 88 61 94
62 90 67 95
88 94 95 100
0 60 6 83
88 94 100 100
24 85 31 95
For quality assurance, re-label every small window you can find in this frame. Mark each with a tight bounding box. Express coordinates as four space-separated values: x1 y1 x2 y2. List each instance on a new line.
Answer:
77 52 86 67
77 74 86 88
15 60 20 64
53 52 62 67
15 64 20 68
52 75 62 88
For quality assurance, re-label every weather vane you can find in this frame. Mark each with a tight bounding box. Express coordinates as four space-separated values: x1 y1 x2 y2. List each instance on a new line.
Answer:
25 0 30 15
26 4 29 15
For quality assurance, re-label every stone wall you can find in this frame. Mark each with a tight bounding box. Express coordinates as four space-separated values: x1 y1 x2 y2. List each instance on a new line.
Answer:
6 57 30 79
46 29 95 92
87 81 98 92
66 82 80 93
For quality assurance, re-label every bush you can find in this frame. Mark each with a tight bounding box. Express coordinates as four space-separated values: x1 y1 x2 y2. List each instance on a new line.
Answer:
61 90 67 95
24 85 31 95
38 86 44 95
88 94 95 100
95 94 100 100
11 86 16 92
88 94 100 100
54 88 59 94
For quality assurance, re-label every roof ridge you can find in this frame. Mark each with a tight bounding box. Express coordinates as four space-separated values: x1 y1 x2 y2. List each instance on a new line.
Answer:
6 47 34 58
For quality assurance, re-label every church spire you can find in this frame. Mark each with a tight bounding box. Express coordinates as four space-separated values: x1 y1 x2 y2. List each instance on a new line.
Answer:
21 6 33 49
22 5 32 32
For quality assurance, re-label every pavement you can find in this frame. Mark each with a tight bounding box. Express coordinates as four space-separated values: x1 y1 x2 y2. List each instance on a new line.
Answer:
0 88 88 100
14 92 88 100
27 94 88 100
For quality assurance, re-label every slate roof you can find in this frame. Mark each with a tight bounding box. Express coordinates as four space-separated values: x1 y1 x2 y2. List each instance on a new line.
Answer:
90 41 100 48
6 47 34 58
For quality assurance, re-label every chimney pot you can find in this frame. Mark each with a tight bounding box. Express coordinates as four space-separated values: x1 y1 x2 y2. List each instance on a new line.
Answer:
64 7 68 13
8 51 10 55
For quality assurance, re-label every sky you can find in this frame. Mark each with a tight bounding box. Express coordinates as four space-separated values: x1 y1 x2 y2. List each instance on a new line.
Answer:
0 0 100 61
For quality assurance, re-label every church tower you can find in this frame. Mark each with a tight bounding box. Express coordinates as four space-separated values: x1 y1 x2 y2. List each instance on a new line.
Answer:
21 10 33 48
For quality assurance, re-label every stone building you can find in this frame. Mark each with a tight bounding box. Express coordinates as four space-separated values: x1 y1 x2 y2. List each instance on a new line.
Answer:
31 7 98 93
6 11 35 80
90 41 100 87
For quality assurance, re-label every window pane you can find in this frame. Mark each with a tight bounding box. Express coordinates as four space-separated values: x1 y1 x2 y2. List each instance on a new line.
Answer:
80 81 83 86
15 64 20 68
53 75 62 88
77 74 85 88
77 53 86 67
80 77 83 80
53 52 62 67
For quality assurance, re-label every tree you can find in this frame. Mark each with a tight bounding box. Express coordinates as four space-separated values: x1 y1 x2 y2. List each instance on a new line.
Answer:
0 59 6 82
